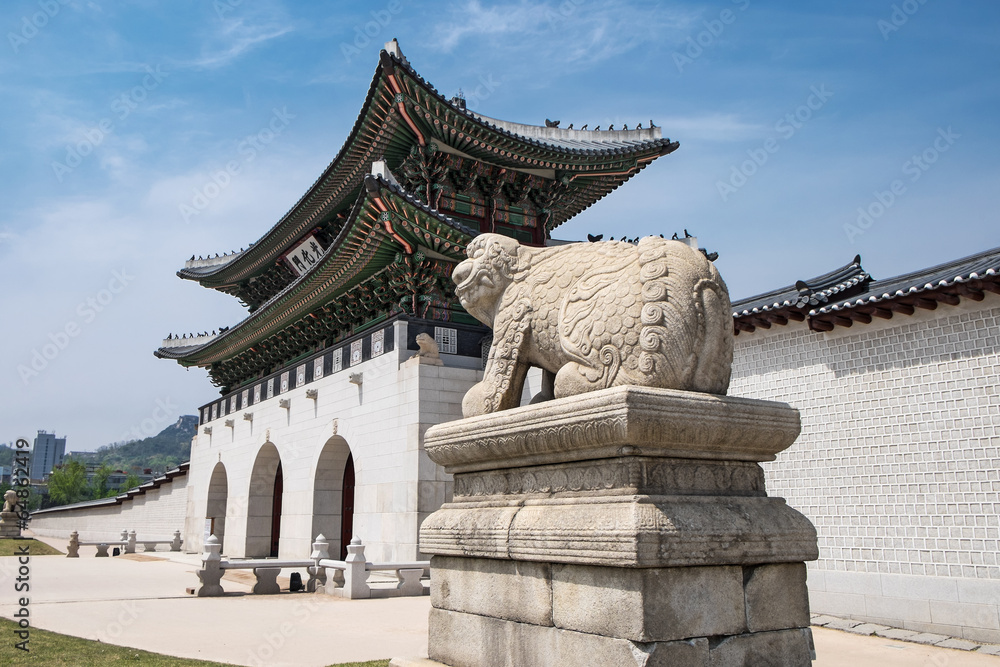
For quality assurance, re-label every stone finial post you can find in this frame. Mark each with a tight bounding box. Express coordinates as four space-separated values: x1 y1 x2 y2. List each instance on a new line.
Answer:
67 531 80 558
308 534 330 592
170 530 182 552
196 534 224 597
342 537 371 599
126 530 137 554
120 529 128 544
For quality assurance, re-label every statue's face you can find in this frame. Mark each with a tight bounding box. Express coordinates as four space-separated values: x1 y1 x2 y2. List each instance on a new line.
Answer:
453 236 516 325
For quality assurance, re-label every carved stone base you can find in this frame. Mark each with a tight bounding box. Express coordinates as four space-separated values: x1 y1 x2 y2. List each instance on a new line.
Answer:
403 387 819 666
0 513 21 539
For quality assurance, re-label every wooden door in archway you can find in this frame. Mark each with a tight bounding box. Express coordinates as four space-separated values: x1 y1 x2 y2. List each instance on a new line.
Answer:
340 454 355 559
270 462 283 557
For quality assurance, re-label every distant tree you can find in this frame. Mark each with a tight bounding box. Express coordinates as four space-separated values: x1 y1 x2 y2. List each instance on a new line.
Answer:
90 463 114 499
123 473 141 492
47 461 89 506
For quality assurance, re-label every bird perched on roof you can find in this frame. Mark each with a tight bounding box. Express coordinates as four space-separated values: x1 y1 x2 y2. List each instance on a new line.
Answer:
608 124 615 131
650 120 658 128
580 124 588 130
567 123 574 129
594 125 600 131
637 123 643 130
671 233 679 240
622 123 628 130
684 229 692 238
545 119 560 128
587 233 604 242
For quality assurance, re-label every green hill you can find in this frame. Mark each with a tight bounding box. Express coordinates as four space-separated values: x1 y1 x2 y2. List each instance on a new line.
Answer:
69 415 198 474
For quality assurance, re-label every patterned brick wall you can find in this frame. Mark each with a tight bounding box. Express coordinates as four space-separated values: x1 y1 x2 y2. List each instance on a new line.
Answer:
731 301 1000 580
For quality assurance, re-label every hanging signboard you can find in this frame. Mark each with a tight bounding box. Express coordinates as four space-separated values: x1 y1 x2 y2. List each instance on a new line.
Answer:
283 234 324 277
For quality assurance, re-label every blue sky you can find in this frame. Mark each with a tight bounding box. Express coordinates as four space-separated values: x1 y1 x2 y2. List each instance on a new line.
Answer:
2 0 999 451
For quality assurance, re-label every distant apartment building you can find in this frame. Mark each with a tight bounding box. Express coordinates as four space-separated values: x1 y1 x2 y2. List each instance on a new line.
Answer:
30 431 66 481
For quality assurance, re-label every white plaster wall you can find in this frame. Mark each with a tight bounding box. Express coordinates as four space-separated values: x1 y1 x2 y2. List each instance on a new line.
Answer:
184 320 482 562
30 475 188 542
731 293 1000 642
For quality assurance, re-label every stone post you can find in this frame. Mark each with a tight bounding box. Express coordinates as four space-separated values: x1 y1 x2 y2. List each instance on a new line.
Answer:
170 530 183 551
308 534 330 592
197 534 225 597
395 386 820 667
126 530 137 554
342 537 370 600
67 531 80 558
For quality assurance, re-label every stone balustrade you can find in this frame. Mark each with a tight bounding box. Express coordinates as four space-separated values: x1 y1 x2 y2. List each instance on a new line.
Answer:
195 534 429 599
66 529 182 557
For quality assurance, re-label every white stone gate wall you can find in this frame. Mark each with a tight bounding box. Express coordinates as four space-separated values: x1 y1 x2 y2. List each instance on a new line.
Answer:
30 473 188 542
730 294 1000 643
184 320 481 562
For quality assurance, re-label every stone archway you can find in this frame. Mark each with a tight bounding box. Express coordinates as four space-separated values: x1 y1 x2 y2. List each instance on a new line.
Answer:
247 443 283 558
311 436 354 560
206 462 228 552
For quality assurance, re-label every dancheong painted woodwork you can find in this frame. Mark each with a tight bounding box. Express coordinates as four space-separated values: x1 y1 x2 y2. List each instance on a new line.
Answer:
156 40 677 393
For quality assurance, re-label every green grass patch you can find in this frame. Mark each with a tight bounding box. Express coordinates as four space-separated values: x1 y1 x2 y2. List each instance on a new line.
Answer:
0 538 62 557
0 618 390 666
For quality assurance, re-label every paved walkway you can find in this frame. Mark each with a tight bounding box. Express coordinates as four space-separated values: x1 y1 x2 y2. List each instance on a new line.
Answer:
1 534 998 666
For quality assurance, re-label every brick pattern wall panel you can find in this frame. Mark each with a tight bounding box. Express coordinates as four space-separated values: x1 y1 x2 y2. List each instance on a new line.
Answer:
731 303 1000 580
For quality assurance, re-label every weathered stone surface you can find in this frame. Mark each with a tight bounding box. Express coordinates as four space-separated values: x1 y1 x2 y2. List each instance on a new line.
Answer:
933 638 979 651
551 563 746 642
845 623 890 636
453 234 734 417
429 607 712 667
744 563 811 632
907 632 951 645
708 628 813 667
453 457 767 500
431 556 553 626
421 495 818 567
425 386 802 472
874 627 917 640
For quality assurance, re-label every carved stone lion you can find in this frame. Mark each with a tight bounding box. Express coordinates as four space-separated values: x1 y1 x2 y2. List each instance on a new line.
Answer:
453 234 734 417
2 489 17 514
413 332 440 359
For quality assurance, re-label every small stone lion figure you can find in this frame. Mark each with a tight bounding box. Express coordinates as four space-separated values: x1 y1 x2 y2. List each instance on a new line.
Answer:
413 332 440 359
453 234 734 417
2 489 18 514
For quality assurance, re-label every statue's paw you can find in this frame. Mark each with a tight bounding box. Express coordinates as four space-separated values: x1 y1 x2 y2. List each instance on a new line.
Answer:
461 383 491 417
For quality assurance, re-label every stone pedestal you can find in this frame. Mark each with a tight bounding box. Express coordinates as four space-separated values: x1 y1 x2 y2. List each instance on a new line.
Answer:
392 386 819 667
0 512 21 538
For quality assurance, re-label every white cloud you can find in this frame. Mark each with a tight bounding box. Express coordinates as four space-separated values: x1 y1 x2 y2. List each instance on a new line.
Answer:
431 0 697 66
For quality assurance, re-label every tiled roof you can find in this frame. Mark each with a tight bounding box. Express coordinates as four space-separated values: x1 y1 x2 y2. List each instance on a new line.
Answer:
813 246 1000 316
732 256 869 317
733 245 1000 334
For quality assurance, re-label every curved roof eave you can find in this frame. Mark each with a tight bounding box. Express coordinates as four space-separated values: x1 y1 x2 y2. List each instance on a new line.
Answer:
155 174 473 365
178 44 677 288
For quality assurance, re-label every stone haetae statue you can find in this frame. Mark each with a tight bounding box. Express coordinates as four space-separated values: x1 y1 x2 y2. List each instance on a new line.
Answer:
2 490 17 514
413 332 440 359
453 234 733 417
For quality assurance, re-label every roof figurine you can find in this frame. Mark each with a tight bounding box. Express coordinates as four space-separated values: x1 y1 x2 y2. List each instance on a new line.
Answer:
156 40 678 393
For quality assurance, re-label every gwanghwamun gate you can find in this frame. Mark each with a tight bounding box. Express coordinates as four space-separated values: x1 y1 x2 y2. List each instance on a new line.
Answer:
30 41 1000 644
